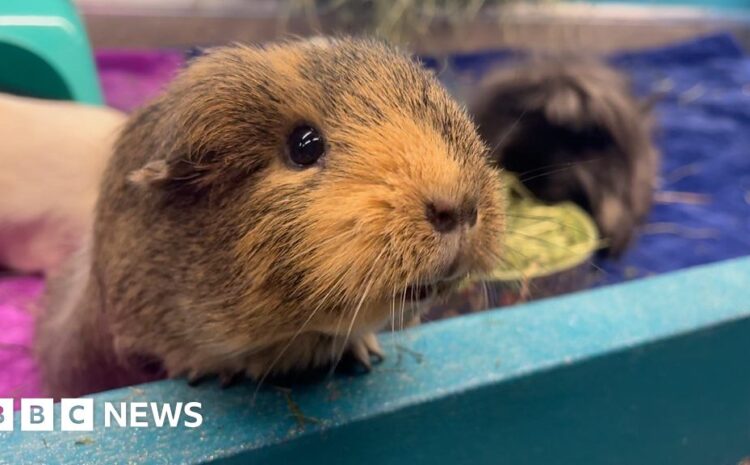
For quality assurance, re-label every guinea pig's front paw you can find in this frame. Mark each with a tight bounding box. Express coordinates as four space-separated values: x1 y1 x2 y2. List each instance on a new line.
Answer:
243 331 385 381
346 332 385 371
184 367 244 389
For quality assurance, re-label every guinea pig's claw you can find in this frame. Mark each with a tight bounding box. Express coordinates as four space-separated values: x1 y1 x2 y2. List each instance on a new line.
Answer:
187 370 241 388
350 333 384 370
363 332 385 361
187 372 209 387
404 315 421 329
220 372 242 389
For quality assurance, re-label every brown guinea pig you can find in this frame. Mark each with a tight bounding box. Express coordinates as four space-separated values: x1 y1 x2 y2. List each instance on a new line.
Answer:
34 37 505 398
471 57 659 256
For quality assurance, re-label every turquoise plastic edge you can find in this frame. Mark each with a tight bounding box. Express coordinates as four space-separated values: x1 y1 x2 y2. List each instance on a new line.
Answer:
1 256 749 464
0 0 102 104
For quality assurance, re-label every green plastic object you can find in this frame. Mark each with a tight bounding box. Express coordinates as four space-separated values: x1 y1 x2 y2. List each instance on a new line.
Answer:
0 0 102 104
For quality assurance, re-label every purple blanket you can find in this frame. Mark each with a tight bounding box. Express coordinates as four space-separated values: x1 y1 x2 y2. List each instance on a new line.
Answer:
0 277 44 408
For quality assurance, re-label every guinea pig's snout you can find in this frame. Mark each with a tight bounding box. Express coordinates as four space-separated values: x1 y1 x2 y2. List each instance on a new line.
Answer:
425 199 478 234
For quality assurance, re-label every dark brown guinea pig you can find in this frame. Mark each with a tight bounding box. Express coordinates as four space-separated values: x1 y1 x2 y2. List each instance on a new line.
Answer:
471 57 659 256
35 37 505 398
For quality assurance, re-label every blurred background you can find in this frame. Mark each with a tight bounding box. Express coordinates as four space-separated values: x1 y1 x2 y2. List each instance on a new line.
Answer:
75 0 750 52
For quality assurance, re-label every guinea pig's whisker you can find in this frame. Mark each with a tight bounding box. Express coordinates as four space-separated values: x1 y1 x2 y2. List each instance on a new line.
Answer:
514 161 577 178
481 279 490 310
485 277 506 310
405 276 415 330
322 244 387 373
279 234 347 266
307 258 353 307
517 167 578 185
325 275 365 366
399 269 414 333
412 275 424 324
329 292 352 365
338 274 376 365
396 277 411 330
331 248 385 373
252 307 321 400
252 238 363 394
489 108 529 154
328 255 373 360
390 280 400 334
389 269 404 334
491 249 547 299
514 157 604 182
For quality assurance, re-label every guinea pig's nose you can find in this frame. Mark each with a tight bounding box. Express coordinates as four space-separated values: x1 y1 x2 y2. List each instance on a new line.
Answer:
426 199 478 234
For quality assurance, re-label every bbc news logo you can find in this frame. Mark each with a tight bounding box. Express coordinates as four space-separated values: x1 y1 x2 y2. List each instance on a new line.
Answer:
0 398 203 431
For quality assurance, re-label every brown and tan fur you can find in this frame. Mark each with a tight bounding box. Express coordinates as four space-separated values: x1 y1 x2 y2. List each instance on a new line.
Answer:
35 37 505 398
472 57 659 256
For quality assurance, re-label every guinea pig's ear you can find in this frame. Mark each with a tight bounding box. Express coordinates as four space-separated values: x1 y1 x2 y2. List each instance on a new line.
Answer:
127 160 172 186
306 36 334 49
127 155 214 190
184 46 221 64
123 102 225 191
543 85 587 129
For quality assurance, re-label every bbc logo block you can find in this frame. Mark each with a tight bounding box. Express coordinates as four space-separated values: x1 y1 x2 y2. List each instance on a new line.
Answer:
0 398 202 431
61 399 94 431
0 398 94 432
21 399 54 431
0 398 13 431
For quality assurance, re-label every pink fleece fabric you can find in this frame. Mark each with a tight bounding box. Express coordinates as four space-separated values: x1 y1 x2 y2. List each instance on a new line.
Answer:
0 50 184 408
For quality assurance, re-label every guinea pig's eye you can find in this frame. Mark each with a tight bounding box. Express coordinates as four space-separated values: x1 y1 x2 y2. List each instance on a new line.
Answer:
287 125 326 167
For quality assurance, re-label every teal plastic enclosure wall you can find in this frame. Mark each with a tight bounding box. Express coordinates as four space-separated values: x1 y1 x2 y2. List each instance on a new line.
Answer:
2 257 749 464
